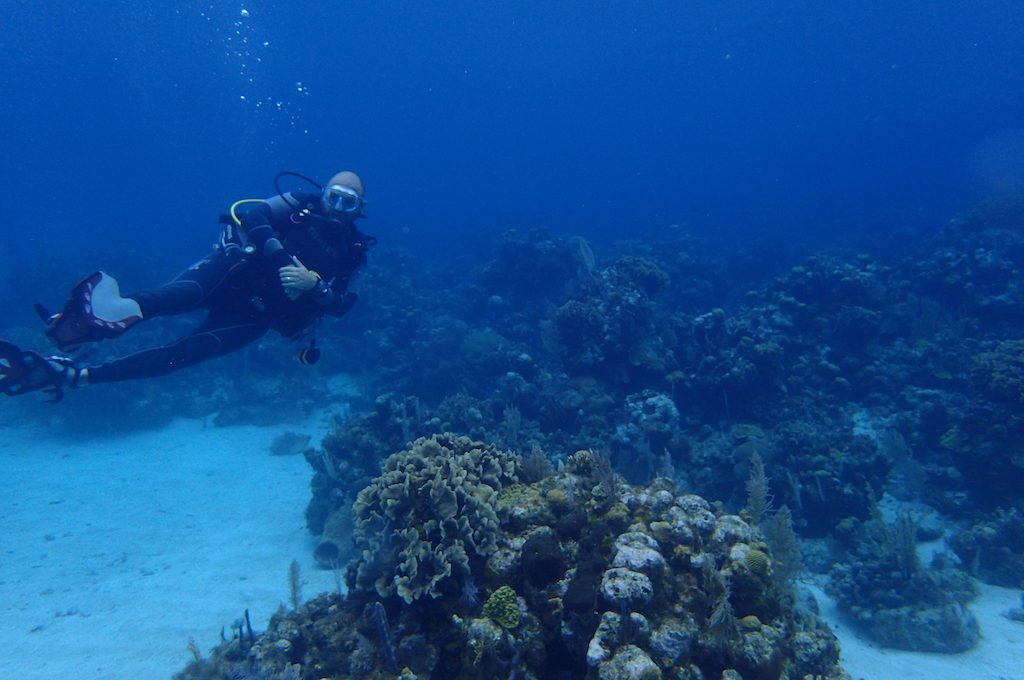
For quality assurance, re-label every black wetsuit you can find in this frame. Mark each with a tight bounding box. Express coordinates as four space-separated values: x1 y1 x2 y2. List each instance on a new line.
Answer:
86 191 372 384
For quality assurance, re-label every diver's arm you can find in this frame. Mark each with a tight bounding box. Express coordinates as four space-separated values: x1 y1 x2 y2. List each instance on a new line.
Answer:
277 257 357 314
313 238 370 317
310 275 359 317
238 202 297 271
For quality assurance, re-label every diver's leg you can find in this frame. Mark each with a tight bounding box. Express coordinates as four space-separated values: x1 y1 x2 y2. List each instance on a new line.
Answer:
43 252 234 352
83 306 268 384
128 252 234 318
83 321 267 384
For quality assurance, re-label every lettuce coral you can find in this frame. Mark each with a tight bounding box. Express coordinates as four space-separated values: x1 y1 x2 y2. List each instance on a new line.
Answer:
349 433 521 603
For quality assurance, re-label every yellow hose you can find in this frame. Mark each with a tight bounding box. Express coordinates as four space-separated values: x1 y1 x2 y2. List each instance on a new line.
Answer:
229 199 265 225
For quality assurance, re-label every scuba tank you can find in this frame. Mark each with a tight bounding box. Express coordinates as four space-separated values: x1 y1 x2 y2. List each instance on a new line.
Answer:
216 171 315 273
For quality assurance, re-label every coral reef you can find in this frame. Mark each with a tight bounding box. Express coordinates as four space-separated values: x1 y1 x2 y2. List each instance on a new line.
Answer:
176 435 850 680
554 255 674 382
304 393 437 568
827 514 980 653
286 215 1022 664
972 340 1024 406
949 507 1024 588
22 202 1024 665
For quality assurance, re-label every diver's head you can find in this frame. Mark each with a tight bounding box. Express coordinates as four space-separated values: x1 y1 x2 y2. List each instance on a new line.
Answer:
321 170 365 218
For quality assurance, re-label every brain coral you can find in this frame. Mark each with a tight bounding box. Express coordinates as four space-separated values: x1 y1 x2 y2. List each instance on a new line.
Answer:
349 433 521 603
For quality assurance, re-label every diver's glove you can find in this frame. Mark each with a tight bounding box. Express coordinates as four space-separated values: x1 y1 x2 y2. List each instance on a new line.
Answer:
41 271 143 352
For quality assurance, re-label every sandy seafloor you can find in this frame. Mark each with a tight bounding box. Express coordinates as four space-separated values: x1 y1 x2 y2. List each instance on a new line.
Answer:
0 414 339 679
1 410 1022 680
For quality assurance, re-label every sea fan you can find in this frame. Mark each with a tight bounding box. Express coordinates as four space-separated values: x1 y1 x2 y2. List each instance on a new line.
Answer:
461 574 481 611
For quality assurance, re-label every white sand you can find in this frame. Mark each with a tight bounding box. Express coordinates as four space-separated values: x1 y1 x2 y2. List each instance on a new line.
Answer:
0 416 339 680
2 414 1022 680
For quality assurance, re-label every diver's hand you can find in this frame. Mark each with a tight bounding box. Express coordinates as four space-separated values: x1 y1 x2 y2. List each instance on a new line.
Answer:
279 257 319 300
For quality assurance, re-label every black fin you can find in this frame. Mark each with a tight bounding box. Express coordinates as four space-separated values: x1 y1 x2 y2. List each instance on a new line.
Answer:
33 302 52 323
0 340 66 403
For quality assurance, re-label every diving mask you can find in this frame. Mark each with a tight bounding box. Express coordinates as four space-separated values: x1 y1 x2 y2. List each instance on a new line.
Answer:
322 184 364 214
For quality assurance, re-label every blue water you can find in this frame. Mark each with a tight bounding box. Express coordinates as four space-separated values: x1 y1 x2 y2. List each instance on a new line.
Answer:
2 1 1022 270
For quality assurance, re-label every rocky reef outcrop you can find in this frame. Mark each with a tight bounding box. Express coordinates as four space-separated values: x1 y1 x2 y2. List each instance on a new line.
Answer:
176 435 849 680
827 513 980 653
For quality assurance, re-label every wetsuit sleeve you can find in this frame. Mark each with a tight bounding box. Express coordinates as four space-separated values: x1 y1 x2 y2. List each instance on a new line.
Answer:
311 276 358 317
312 234 370 317
238 201 297 271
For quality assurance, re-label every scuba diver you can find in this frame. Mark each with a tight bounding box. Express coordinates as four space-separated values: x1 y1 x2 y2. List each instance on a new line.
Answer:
0 170 375 402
